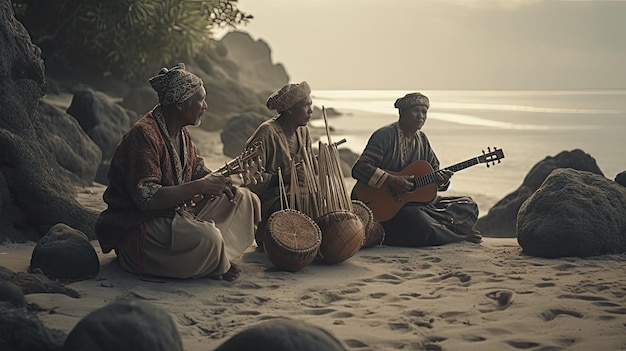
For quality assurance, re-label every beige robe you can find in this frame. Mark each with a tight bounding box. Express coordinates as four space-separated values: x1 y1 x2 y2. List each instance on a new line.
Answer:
117 188 260 279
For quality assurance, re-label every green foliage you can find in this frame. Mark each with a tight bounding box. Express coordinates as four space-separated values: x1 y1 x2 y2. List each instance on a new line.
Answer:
11 0 252 84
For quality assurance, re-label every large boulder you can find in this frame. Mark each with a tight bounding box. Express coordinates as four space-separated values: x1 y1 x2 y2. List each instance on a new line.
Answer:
215 318 347 351
476 149 604 238
0 304 66 351
0 3 100 243
63 299 184 351
67 89 138 161
29 223 100 280
517 168 626 258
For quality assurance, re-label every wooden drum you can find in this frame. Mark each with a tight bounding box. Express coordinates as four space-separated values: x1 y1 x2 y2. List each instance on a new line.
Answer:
316 210 364 264
265 209 322 272
351 200 385 248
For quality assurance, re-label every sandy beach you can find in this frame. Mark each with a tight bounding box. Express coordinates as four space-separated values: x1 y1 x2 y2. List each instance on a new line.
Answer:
1 128 625 351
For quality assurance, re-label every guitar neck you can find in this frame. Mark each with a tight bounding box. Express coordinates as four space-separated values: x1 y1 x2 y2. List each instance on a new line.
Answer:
414 157 480 187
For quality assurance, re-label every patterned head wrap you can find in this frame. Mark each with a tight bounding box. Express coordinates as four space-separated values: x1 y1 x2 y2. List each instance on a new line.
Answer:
266 81 311 113
394 92 429 110
148 63 204 106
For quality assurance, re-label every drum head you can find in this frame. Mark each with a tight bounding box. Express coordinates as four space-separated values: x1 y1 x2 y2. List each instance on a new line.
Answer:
265 209 322 272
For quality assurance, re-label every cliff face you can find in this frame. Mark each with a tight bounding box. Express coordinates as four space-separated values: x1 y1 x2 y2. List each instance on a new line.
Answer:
220 31 290 95
0 2 100 243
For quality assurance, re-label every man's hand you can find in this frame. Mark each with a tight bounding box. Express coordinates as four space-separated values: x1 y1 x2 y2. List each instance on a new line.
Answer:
200 174 237 202
437 169 454 186
385 174 414 194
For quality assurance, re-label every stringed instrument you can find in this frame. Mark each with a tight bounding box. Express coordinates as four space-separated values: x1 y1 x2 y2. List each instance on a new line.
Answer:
354 147 505 222
184 141 264 208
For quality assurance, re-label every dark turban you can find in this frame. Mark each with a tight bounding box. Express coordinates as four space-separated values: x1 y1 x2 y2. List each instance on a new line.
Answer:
266 81 311 113
149 63 204 106
394 92 429 110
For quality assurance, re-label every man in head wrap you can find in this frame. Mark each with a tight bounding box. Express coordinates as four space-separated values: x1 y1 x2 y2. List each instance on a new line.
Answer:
351 92 482 247
243 81 319 250
96 63 261 281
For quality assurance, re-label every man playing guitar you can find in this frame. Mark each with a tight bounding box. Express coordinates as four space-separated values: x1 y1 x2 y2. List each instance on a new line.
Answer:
351 92 483 247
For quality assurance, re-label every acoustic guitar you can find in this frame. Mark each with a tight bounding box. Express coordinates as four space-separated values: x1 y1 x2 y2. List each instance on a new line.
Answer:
354 147 505 222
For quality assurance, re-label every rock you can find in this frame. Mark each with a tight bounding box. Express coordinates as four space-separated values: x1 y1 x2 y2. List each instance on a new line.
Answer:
66 89 138 161
119 86 158 117
0 2 100 243
221 112 268 158
220 31 289 94
214 318 347 351
0 304 66 351
517 168 626 258
29 223 100 280
476 149 604 238
616 171 626 187
0 266 80 298
0 281 27 308
63 298 183 351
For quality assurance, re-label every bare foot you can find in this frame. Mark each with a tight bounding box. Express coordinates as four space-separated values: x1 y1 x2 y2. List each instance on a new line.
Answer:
465 230 483 244
221 264 241 282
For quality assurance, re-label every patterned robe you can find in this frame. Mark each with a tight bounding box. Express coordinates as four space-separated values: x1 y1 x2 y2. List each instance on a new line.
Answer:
96 106 260 278
351 122 479 247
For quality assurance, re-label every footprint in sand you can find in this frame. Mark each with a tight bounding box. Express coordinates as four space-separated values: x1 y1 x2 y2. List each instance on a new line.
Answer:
302 308 336 316
540 308 583 321
432 271 471 284
363 273 404 285
535 282 555 288
504 340 541 349
558 294 626 317
478 289 515 312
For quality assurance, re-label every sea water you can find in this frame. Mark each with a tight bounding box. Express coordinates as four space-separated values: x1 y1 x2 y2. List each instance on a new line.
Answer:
309 90 626 210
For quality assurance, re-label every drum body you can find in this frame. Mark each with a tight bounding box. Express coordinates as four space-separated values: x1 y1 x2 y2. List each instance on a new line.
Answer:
351 200 385 248
265 209 322 272
316 210 364 264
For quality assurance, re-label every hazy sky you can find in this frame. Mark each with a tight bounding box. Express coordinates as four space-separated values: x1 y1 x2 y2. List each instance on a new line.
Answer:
223 0 626 90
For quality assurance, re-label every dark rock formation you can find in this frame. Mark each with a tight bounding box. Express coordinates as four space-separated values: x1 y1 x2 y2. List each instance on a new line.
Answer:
30 224 100 280
0 304 66 351
63 298 184 351
517 168 626 258
0 281 27 308
0 266 80 298
0 2 100 243
221 112 268 158
215 318 347 351
220 31 290 95
616 171 626 187
476 149 604 238
112 33 287 137
67 89 138 161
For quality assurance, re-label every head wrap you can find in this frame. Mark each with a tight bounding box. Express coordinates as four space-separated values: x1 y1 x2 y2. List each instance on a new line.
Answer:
394 92 429 110
148 63 204 106
266 81 311 113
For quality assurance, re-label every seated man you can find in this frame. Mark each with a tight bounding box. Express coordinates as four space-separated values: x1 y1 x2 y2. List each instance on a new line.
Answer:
351 92 482 247
244 81 318 249
95 63 261 281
